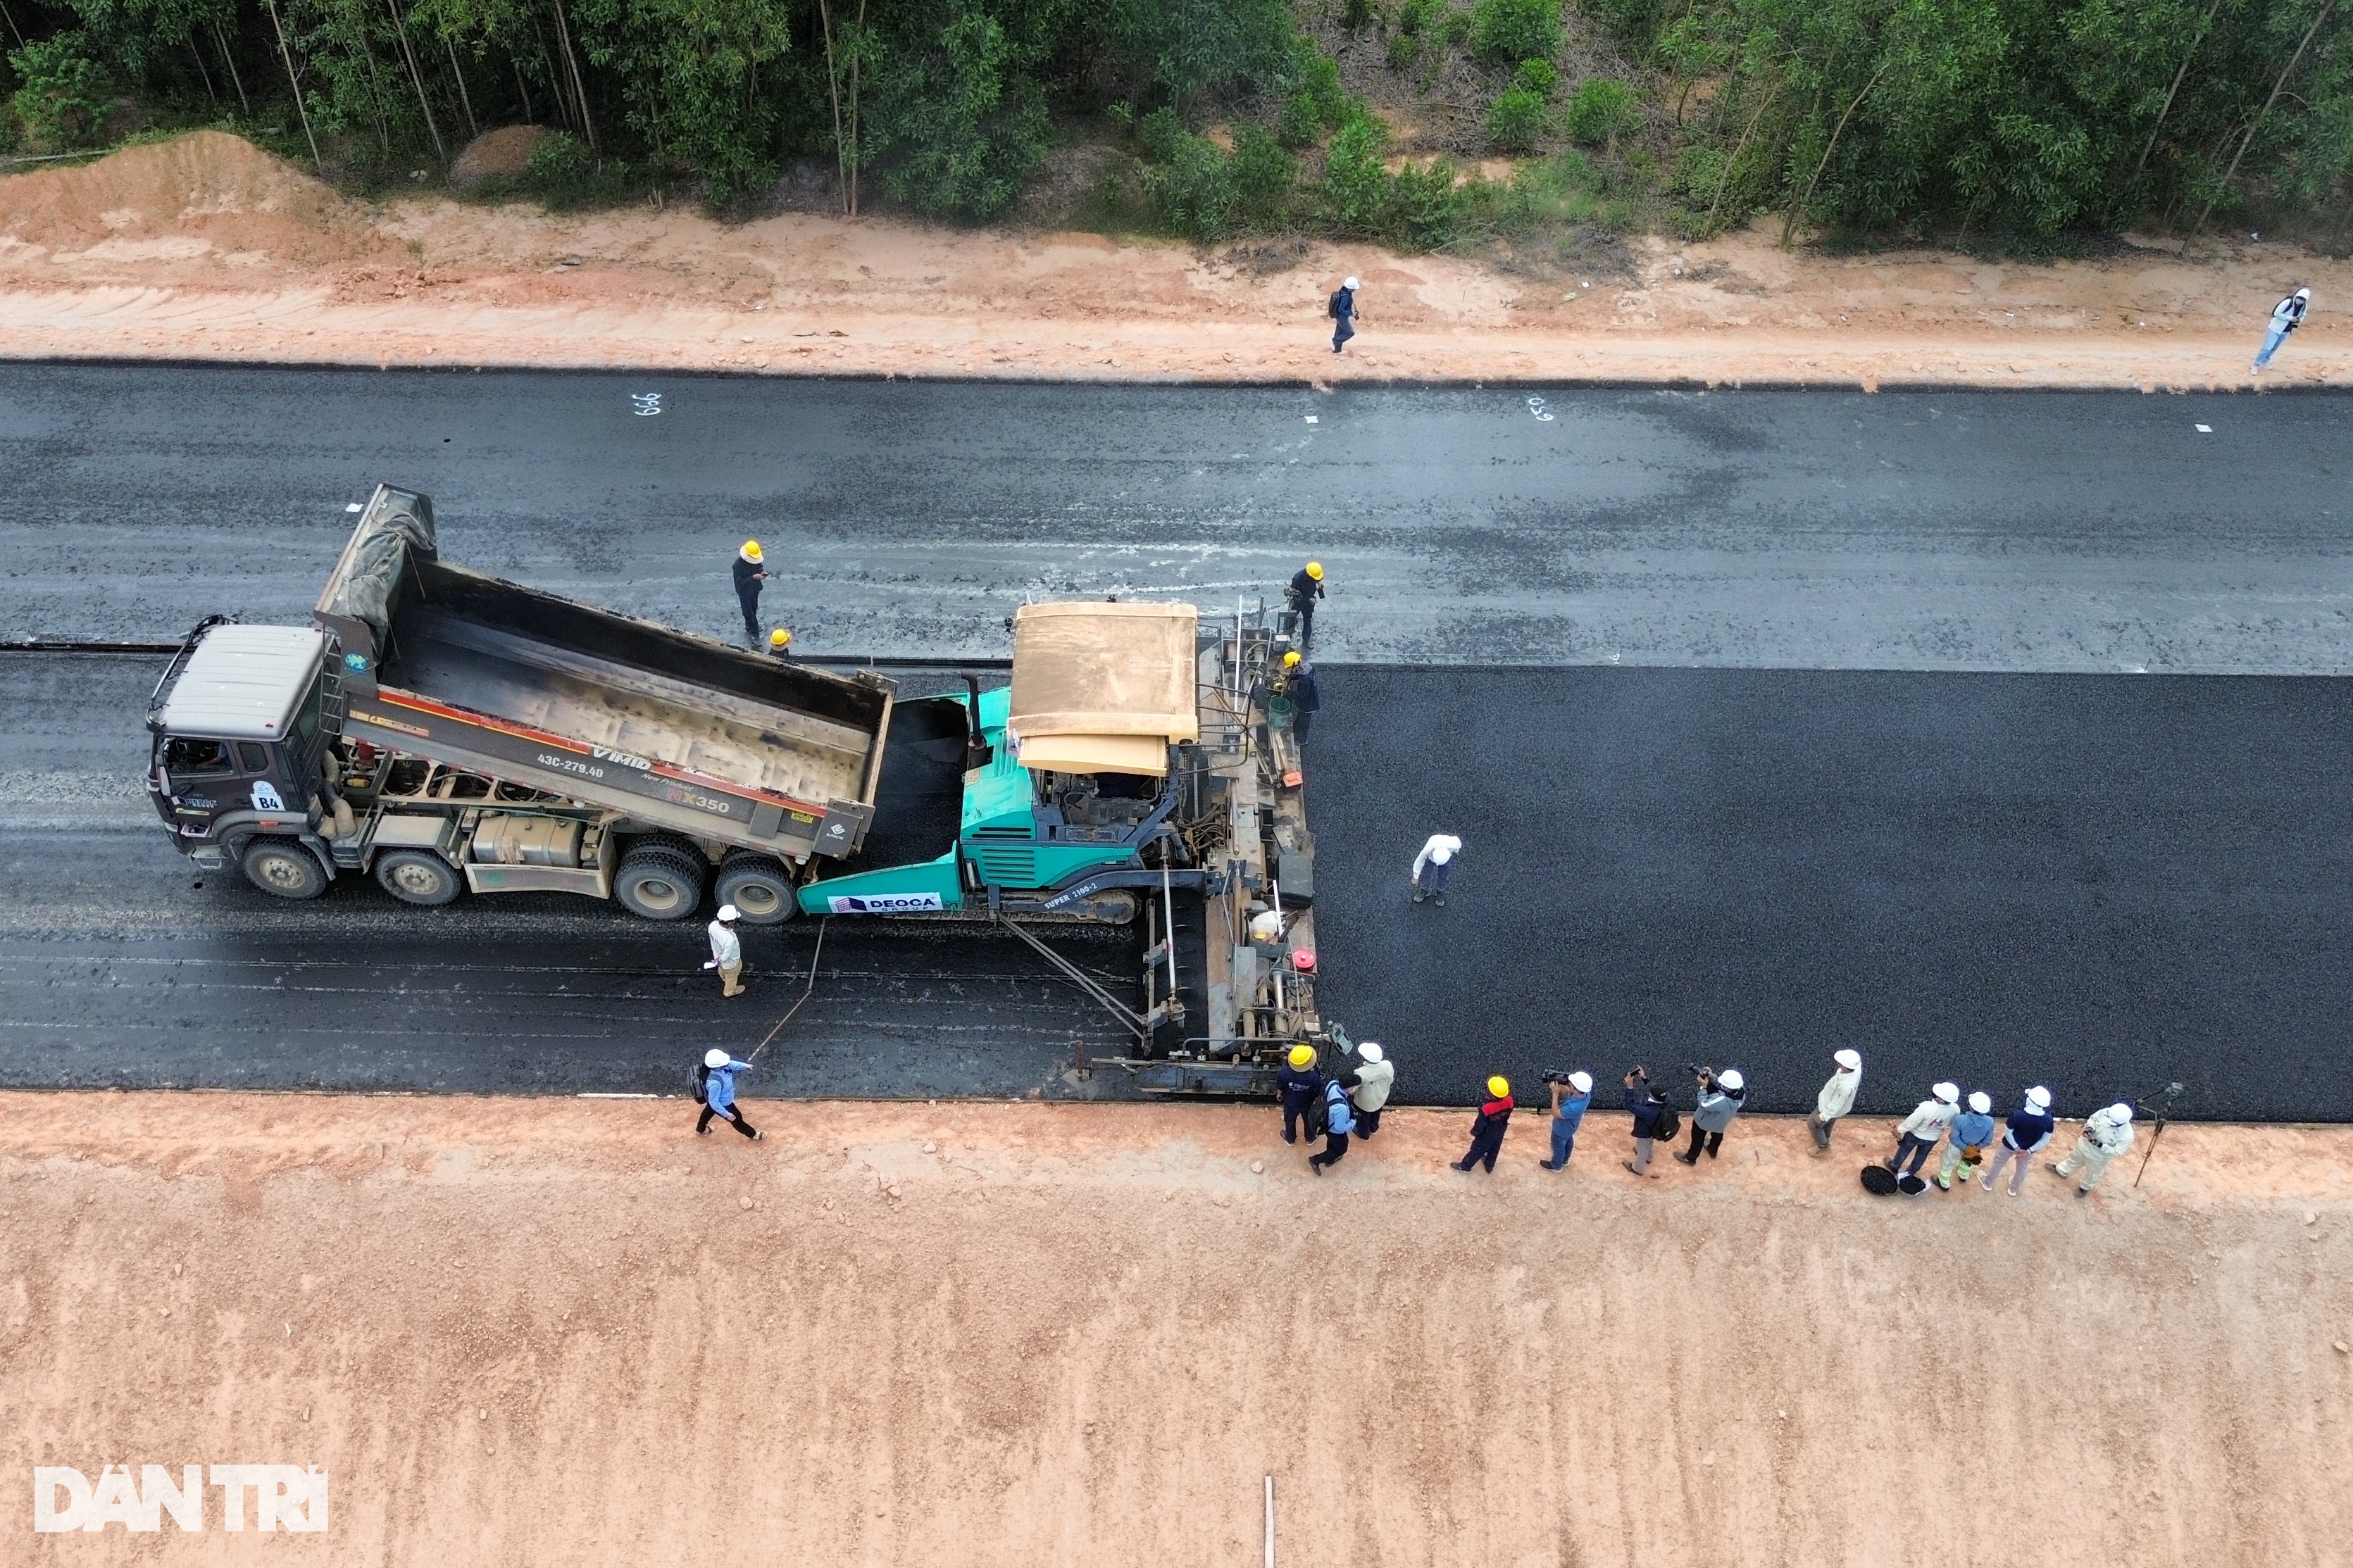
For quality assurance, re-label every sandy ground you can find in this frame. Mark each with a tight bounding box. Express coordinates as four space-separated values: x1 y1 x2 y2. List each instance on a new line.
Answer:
5 1089 2350 1565
4 132 2352 389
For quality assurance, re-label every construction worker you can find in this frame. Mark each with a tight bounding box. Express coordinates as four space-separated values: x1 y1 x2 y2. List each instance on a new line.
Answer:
1888 1082 1960 1181
1309 1077 1354 1174
1279 650 1322 740
1286 560 1325 650
1675 1067 1745 1163
1341 1041 1394 1139
695 1048 761 1139
1452 1076 1513 1172
702 903 744 997
1623 1067 1670 1176
1938 1091 1997 1190
1277 1043 1324 1146
767 627 794 660
1540 1070 1592 1171
1980 1086 2055 1196
1411 832 1461 907
732 541 768 641
2052 1102 2135 1196
1809 1049 1863 1153
1328 275 1360 353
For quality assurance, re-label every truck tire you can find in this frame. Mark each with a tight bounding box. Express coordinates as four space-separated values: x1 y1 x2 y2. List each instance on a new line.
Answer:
376 849 463 907
716 853 800 924
241 838 328 901
614 843 706 921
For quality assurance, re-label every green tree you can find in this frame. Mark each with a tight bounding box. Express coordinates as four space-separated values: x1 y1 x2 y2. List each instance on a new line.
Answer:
1471 0 1560 65
873 4 1050 220
9 30 110 147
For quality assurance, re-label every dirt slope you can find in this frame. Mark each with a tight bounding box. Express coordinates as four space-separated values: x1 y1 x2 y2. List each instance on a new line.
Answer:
1 132 2348 387
5 1091 2349 1566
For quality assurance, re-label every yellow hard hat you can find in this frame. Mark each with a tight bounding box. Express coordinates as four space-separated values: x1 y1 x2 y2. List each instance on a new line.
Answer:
1487 1075 1510 1098
741 540 763 561
1282 650 1302 667
1288 1044 1315 1069
1305 561 1324 580
768 627 791 646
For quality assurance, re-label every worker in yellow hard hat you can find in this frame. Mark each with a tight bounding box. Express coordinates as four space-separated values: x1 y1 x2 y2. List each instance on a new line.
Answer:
766 627 793 660
1278 1041 1323 1146
733 540 768 643
1452 1074 1516 1174
1286 560 1325 651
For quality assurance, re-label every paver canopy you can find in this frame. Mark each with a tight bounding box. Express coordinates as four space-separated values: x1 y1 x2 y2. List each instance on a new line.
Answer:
1008 601 1200 776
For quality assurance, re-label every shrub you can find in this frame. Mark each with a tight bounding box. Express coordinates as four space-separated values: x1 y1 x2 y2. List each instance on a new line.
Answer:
1148 133 1237 239
1513 58 1558 96
1342 0 1379 32
1297 49 1347 123
1485 84 1549 152
1564 77 1639 146
1399 0 1451 37
1392 155 1467 248
1137 106 1188 162
1470 0 1561 66
1320 111 1394 235
1275 92 1322 149
1387 32 1422 70
1228 123 1297 227
8 32 108 152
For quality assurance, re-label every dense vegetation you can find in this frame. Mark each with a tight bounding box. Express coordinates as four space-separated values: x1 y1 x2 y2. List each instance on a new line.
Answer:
5 0 2350 246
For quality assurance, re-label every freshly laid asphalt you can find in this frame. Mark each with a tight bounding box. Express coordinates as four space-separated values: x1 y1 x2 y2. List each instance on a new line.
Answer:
2 651 2345 1119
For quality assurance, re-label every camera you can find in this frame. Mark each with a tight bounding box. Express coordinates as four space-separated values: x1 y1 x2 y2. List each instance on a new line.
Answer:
1541 1068 1575 1086
1687 1062 1714 1080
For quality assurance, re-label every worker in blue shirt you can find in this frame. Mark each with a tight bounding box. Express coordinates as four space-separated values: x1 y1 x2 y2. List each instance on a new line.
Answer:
1540 1070 1592 1171
1980 1086 2056 1195
1277 1043 1325 1145
1938 1091 1997 1189
697 1048 762 1139
1309 1078 1355 1174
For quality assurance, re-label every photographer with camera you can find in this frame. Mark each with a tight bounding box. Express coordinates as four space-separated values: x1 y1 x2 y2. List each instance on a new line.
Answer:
1538 1069 1593 1172
1622 1067 1673 1177
1673 1064 1746 1165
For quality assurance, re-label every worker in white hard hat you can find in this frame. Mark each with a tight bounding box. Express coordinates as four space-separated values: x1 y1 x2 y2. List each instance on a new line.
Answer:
1888 1081 1961 1181
1411 831 1462 906
732 540 768 642
1286 560 1325 651
1675 1065 1745 1164
2052 1101 2136 1196
703 903 744 997
695 1046 761 1139
1540 1068 1594 1171
1328 275 1361 353
1808 1048 1864 1153
1937 1091 1997 1191
1980 1086 2056 1196
1340 1041 1395 1139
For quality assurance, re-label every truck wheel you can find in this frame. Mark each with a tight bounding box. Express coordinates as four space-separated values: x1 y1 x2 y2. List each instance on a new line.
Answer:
716 853 799 924
376 850 463 906
614 843 706 921
241 839 327 901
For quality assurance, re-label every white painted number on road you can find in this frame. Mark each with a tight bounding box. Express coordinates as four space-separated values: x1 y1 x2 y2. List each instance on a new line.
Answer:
1526 395 1555 422
632 393 663 417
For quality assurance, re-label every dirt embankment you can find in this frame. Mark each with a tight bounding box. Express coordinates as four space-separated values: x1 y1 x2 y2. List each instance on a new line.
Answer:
4 1091 2349 1566
2 131 2348 388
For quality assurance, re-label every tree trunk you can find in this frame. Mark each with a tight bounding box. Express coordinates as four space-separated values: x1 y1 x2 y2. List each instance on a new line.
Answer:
385 0 448 163
818 0 848 213
445 33 479 139
550 0 597 150
264 0 324 170
1705 80 1777 234
2197 0 2336 230
511 59 535 123
1783 61 1890 247
214 19 252 114
0 0 25 51
848 0 867 216
187 35 219 103
2132 0 2226 186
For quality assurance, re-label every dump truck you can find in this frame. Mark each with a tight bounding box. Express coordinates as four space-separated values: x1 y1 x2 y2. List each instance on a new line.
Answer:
148 484 899 921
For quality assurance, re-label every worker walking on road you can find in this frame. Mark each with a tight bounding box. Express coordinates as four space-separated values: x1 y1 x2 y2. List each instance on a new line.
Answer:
1452 1076 1513 1172
1278 1043 1325 1146
1889 1082 1960 1181
696 1048 762 1139
1341 1041 1394 1139
1938 1091 1996 1190
1309 1077 1355 1174
1809 1049 1863 1153
703 904 745 998
1287 561 1325 650
2053 1102 2136 1196
1675 1067 1745 1164
1540 1070 1592 1171
1980 1086 2056 1196
1623 1067 1671 1176
2253 287 2311 372
1328 276 1360 354
732 541 769 642
1411 832 1461 907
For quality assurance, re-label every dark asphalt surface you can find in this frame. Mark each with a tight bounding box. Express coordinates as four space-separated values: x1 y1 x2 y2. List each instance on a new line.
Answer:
4 651 2346 1119
4 365 2349 671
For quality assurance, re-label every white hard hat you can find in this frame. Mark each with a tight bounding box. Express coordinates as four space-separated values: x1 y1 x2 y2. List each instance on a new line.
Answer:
1718 1069 1743 1091
704 1048 729 1068
2107 1102 2135 1123
1343 276 1359 290
1968 1091 1992 1115
1357 1041 1384 1063
2026 1085 2052 1109
1834 1048 1861 1070
1568 1070 1593 1093
716 904 739 922
1932 1081 1959 1103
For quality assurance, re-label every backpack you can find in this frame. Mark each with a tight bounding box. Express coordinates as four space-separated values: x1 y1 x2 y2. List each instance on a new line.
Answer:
1651 1102 1680 1143
692 1061 711 1105
1327 289 1345 320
